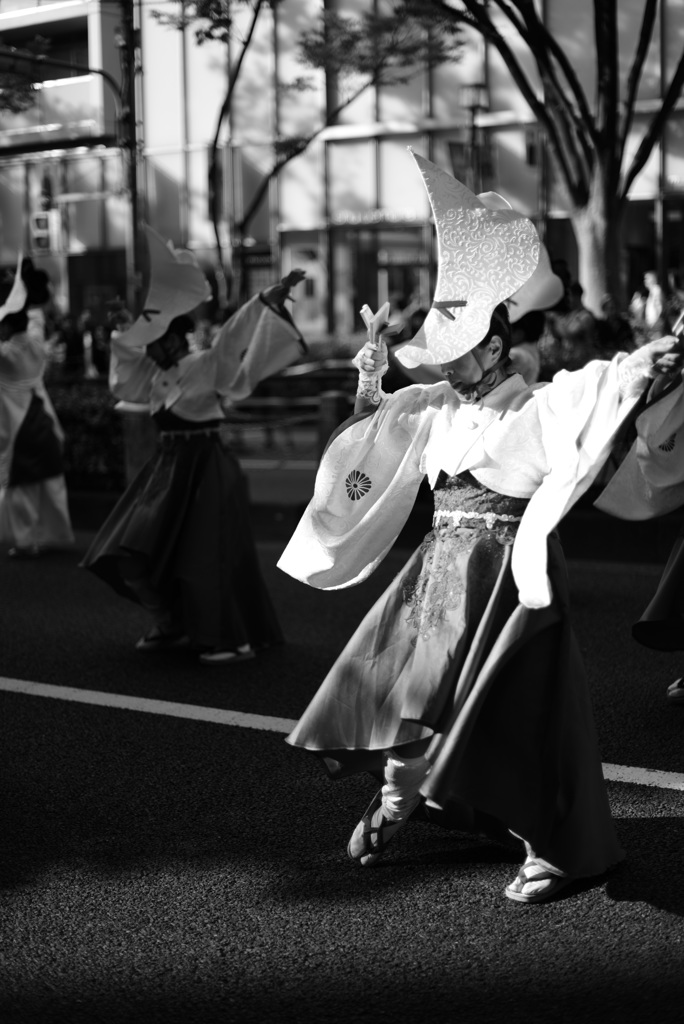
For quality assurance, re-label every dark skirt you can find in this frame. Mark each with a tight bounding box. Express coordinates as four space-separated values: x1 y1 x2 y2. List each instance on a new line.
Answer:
81 427 283 650
287 509 623 879
9 393 64 485
632 525 684 651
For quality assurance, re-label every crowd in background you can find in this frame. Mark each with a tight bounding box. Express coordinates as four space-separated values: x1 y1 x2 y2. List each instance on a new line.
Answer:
384 259 684 392
42 305 228 387
11 258 684 394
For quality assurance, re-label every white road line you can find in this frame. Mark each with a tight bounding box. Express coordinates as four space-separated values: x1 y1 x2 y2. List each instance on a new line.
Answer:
2 676 684 791
602 763 684 790
0 677 297 734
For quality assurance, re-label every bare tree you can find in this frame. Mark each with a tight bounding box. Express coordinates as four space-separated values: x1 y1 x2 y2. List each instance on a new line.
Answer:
153 1 462 305
151 0 264 308
0 36 49 113
238 8 462 238
406 0 684 312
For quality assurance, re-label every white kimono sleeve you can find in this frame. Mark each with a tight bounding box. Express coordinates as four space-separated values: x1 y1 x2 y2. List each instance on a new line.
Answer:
512 356 641 608
214 296 307 404
593 376 684 519
277 386 439 589
108 336 156 406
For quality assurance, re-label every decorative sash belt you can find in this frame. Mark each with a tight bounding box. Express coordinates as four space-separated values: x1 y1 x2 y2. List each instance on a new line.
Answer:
432 509 523 530
159 426 223 442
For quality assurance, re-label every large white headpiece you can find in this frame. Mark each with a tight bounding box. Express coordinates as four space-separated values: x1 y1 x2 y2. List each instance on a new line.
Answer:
117 225 211 349
0 253 28 324
476 190 564 323
394 151 542 367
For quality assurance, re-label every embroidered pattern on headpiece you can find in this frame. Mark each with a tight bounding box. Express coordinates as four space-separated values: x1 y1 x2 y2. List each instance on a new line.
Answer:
394 152 540 368
115 226 211 349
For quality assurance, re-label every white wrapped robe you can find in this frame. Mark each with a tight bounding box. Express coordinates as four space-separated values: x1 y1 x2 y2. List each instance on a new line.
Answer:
109 294 306 415
278 357 640 609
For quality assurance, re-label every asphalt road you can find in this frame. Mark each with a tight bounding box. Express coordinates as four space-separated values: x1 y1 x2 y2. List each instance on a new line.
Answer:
1 529 684 1024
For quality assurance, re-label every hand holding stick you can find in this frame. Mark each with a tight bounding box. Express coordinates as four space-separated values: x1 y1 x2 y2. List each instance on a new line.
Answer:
353 302 402 405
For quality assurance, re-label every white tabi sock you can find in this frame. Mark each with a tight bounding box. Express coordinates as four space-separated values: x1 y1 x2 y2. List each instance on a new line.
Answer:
381 751 431 823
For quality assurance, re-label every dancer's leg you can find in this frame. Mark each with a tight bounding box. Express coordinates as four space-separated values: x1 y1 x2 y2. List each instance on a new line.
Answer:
348 744 431 866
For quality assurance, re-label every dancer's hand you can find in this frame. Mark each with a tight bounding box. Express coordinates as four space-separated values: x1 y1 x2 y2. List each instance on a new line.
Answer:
644 335 684 377
355 338 388 374
281 268 306 290
261 269 306 309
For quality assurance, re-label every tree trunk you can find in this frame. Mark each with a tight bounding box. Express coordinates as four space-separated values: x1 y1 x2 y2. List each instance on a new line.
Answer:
208 152 230 311
569 166 625 315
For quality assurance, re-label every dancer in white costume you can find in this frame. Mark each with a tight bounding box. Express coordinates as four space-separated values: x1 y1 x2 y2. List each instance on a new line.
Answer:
82 226 307 664
0 256 73 557
278 152 684 903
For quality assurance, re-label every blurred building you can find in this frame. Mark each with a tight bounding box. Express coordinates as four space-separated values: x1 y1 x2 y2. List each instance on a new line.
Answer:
0 0 683 336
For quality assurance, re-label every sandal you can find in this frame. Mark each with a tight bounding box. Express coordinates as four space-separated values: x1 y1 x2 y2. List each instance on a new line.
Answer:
7 545 41 559
135 626 189 652
347 789 408 867
666 677 684 703
505 857 573 904
198 644 255 666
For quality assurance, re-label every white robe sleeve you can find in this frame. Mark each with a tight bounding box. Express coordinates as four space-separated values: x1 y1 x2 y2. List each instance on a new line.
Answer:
213 296 307 404
277 385 440 589
593 375 684 520
108 335 156 406
512 356 641 608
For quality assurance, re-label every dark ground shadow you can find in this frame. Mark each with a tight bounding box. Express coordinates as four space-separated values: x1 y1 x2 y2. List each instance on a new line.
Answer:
604 815 684 915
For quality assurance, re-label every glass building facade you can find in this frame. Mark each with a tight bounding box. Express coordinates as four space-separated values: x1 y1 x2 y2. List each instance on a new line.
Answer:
0 0 682 339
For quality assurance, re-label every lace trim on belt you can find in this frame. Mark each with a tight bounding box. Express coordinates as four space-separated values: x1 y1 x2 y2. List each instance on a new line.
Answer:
432 509 523 530
159 426 222 442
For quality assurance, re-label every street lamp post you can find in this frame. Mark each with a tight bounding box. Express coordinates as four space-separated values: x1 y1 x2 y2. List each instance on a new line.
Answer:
114 0 143 311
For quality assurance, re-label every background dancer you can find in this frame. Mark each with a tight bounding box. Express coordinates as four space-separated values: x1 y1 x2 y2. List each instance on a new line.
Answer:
82 226 306 665
278 153 683 904
0 256 73 558
632 521 684 705
594 311 684 704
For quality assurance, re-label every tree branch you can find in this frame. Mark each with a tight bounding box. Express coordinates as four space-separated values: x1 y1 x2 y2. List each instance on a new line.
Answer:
207 0 265 274
618 0 658 165
237 72 384 236
441 0 586 202
495 0 597 176
592 0 620 185
621 48 684 198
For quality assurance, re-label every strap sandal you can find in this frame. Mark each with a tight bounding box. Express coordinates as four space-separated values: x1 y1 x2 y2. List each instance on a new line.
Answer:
198 644 255 666
7 545 41 559
347 789 408 867
666 677 684 703
135 626 189 652
505 857 573 904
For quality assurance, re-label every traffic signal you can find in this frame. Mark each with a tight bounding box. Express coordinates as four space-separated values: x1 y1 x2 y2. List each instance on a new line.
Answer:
29 210 60 252
30 212 50 250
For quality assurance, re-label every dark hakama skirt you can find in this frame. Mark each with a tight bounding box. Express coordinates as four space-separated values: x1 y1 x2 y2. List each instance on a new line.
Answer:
286 474 624 879
9 392 64 485
632 523 684 651
81 416 283 651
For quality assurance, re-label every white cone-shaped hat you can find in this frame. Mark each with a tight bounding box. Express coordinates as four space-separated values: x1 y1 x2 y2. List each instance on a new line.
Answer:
475 193 564 322
0 252 28 323
394 152 541 367
505 241 564 322
116 226 211 349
